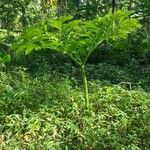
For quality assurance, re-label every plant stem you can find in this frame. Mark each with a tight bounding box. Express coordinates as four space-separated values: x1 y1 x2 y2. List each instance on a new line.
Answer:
81 65 89 108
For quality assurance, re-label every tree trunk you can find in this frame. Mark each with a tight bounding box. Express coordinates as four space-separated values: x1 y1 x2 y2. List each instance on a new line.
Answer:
112 0 116 14
57 0 67 16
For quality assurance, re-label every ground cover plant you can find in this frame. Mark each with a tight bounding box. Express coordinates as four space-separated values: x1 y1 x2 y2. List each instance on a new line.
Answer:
0 64 150 150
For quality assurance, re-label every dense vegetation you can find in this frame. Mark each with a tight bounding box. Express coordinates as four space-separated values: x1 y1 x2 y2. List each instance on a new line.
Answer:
0 0 149 149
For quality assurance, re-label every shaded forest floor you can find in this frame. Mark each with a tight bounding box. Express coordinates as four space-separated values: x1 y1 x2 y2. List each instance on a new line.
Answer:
0 61 150 149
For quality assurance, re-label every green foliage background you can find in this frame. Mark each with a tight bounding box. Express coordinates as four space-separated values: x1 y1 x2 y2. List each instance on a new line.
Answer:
0 0 150 149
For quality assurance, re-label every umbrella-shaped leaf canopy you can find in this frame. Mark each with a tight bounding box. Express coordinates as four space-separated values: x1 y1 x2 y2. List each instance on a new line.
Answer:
13 10 141 65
